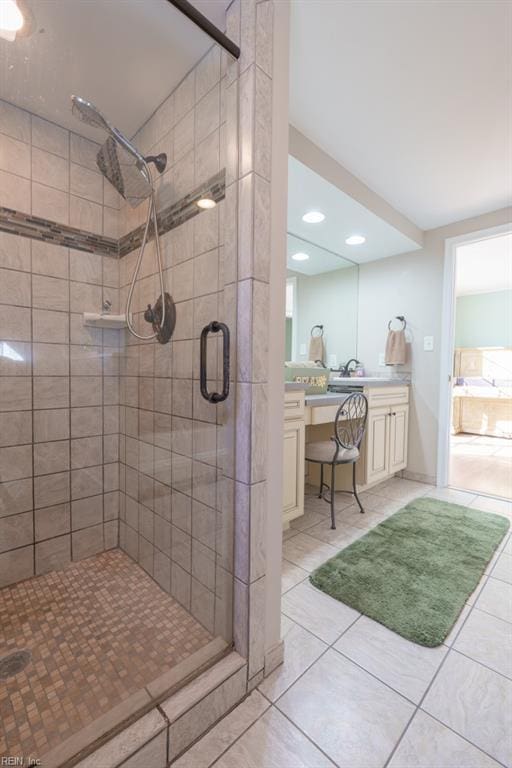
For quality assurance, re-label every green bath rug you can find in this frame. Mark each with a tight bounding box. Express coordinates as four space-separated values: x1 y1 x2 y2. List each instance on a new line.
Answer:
310 496 510 647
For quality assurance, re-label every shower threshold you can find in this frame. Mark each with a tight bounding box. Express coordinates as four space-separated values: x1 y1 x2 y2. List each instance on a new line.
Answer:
0 550 229 766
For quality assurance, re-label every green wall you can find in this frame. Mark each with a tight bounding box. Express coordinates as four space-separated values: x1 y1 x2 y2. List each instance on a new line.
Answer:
455 290 512 348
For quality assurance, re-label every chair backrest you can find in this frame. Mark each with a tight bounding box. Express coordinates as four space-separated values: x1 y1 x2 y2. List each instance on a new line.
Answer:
334 392 368 450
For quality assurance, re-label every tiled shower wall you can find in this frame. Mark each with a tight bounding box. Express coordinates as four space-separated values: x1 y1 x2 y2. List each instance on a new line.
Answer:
117 46 235 641
0 100 121 587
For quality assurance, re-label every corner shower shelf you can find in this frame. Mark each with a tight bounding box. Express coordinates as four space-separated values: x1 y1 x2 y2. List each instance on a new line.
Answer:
83 313 130 330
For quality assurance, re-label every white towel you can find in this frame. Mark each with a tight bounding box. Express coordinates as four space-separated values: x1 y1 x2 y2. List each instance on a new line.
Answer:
385 330 406 365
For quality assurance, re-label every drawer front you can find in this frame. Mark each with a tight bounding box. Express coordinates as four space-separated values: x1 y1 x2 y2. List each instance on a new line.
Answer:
310 404 339 425
284 391 305 421
368 386 409 407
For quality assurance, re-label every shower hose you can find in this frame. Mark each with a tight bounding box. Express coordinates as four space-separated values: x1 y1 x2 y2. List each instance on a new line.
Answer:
125 174 166 341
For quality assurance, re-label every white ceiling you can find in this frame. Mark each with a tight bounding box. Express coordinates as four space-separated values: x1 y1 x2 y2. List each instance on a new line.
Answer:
289 1 512 230
456 232 512 295
287 233 355 276
288 156 420 263
0 0 215 140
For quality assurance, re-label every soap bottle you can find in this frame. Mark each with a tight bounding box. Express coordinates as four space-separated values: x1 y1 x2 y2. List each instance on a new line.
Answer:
353 363 365 378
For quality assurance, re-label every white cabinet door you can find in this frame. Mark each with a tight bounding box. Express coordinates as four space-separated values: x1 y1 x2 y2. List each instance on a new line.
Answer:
365 407 390 485
388 404 409 474
283 419 305 524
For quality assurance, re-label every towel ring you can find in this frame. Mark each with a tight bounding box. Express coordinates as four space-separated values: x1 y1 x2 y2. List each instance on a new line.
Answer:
388 316 406 331
311 324 324 337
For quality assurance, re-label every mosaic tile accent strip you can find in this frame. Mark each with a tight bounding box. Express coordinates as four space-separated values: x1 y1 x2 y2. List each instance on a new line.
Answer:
0 171 225 260
0 206 119 257
118 171 226 257
0 549 214 760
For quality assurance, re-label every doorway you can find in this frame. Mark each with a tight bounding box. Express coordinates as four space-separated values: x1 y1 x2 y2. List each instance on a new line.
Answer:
439 228 512 498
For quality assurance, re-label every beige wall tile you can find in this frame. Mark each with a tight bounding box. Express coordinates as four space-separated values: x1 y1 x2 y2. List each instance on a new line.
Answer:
33 377 69 409
0 101 31 143
72 494 103 530
32 242 69 278
70 281 102 313
32 342 69 376
0 267 31 307
32 182 69 225
34 503 71 541
31 147 69 192
0 544 33 587
35 534 71 574
75 417 102 458
0 133 30 178
70 195 102 234
34 471 70 508
32 274 69 311
0 231 30 272
72 523 103 560
70 163 103 204
0 305 31 341
71 376 102 407
0 477 33 518
71 465 103 500
32 308 69 343
34 440 70 475
0 377 32 412
71 436 102 469
32 115 69 158
0 510 33 553
0 444 32 482
0 411 32 447
0 169 30 213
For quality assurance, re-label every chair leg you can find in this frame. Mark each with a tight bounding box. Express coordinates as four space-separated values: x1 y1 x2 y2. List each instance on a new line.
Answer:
318 463 324 499
330 463 336 529
353 462 364 513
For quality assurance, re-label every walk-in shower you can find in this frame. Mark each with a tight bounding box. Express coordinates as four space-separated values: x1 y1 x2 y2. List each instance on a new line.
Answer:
72 94 176 343
0 0 241 761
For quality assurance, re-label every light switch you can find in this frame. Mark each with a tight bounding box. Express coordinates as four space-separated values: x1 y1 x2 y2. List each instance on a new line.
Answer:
424 336 434 351
378 352 386 366
299 343 306 356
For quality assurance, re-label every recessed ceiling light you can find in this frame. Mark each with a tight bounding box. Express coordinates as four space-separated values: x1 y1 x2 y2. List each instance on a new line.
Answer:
292 252 309 261
345 235 366 245
196 197 216 209
302 211 325 224
0 0 24 41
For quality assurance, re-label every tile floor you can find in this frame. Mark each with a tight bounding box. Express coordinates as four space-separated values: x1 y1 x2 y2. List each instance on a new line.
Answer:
177 478 512 768
450 433 512 498
0 549 214 759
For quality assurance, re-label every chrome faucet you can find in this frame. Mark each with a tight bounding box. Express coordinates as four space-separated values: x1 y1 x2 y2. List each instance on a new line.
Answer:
340 358 361 377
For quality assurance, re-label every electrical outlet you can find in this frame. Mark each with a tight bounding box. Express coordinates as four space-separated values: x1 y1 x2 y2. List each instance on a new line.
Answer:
378 352 386 366
424 336 434 351
299 343 306 356
329 353 337 367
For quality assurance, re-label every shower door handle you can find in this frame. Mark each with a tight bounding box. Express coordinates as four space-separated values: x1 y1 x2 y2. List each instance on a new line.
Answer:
200 321 230 403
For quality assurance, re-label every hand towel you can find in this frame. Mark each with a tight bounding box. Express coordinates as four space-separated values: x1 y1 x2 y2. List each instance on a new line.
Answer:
385 329 406 365
309 334 325 364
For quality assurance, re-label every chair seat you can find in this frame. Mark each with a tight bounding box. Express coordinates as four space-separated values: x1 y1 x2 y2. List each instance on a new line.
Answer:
305 441 360 465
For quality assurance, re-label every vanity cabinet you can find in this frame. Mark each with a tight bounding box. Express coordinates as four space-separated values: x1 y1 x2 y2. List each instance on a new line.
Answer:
283 390 305 528
365 400 409 484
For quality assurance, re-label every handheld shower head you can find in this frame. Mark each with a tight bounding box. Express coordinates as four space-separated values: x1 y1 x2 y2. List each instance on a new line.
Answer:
71 95 111 132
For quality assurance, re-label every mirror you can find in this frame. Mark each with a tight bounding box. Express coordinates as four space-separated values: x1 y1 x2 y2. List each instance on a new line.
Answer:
285 233 359 368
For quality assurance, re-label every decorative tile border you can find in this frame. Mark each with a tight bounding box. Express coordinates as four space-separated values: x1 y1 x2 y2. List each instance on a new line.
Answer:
0 171 225 260
119 171 226 257
0 206 119 257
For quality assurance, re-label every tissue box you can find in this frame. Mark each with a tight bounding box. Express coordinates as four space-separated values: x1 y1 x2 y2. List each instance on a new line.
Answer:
284 365 329 395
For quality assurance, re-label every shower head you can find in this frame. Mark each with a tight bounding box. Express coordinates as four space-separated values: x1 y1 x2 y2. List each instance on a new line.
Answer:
70 94 167 208
71 95 111 132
